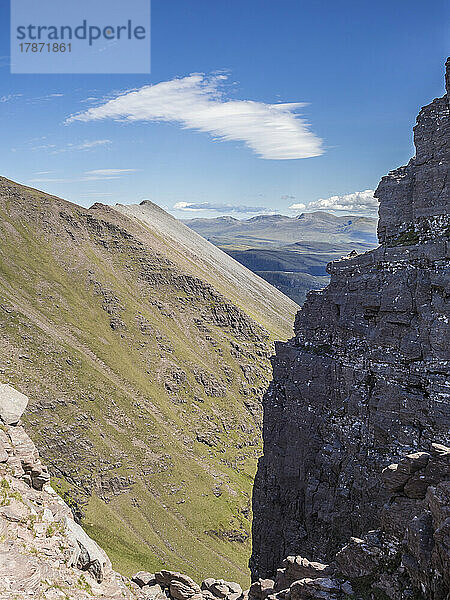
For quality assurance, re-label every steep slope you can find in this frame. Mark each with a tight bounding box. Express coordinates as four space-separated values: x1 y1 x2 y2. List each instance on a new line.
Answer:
250 60 449 578
115 201 298 338
0 176 297 585
0 385 138 599
183 213 377 304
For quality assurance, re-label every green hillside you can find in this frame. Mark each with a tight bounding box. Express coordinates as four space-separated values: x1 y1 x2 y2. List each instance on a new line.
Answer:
0 177 297 586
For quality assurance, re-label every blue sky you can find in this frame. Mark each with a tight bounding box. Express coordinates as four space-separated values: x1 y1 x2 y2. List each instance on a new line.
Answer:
0 0 448 219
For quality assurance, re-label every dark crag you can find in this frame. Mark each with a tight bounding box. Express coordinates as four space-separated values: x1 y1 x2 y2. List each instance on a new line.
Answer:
250 59 450 579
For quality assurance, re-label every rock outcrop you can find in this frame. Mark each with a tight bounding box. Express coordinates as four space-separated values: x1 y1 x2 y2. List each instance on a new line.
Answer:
250 58 450 582
131 570 246 600
0 386 138 598
249 444 449 599
0 383 29 425
0 385 253 599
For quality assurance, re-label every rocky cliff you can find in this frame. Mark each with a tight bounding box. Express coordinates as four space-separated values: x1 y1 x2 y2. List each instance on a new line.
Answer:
250 59 449 582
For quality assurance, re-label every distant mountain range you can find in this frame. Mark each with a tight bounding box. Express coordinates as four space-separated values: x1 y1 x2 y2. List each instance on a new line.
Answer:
183 212 379 304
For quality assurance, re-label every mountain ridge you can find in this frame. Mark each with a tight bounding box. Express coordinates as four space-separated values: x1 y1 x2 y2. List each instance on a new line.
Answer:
0 175 297 584
183 211 378 304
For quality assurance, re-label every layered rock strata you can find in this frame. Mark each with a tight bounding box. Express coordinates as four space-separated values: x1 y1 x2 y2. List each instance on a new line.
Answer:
250 59 450 578
248 444 449 599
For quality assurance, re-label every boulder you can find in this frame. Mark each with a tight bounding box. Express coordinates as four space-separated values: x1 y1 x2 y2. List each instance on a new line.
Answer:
382 452 431 494
0 384 28 425
335 537 383 579
155 569 177 587
275 556 330 590
133 571 157 588
170 580 202 600
155 571 202 600
64 516 110 583
141 583 165 599
202 578 242 600
249 578 274 600
289 578 353 600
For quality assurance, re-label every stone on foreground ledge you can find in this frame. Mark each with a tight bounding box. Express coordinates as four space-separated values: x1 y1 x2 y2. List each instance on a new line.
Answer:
0 383 28 425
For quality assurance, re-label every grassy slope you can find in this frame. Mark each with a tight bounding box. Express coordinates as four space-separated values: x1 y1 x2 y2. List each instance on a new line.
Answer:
0 177 297 586
116 201 298 340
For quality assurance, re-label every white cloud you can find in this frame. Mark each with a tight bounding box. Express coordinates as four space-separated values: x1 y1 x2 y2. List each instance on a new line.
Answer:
288 202 306 211
28 177 69 184
75 139 111 150
28 168 137 184
84 168 137 178
305 190 378 214
31 93 64 102
0 94 23 103
31 143 57 151
288 190 377 215
66 74 324 160
79 192 114 198
30 139 111 153
173 201 271 214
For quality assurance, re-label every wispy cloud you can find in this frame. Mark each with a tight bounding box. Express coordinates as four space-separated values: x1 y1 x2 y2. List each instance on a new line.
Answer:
79 192 114 198
0 94 23 103
74 139 111 150
30 93 64 102
31 139 111 153
31 143 57 151
289 190 378 215
174 201 271 214
28 168 137 184
84 168 137 179
28 177 68 184
66 73 324 160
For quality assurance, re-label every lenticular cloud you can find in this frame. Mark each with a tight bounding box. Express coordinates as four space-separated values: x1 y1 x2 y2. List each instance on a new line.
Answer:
66 74 324 160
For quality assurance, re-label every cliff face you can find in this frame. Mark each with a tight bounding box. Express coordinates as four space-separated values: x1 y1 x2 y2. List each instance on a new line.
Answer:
250 60 450 579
